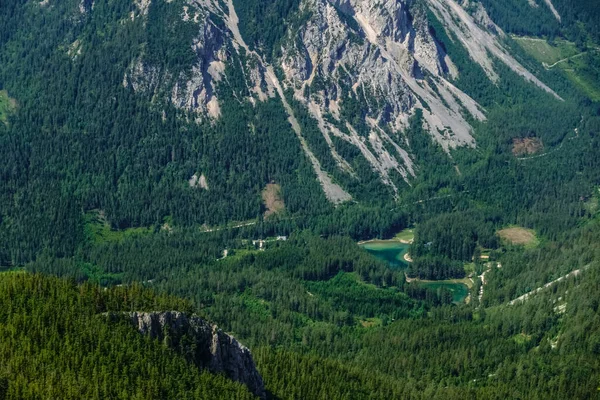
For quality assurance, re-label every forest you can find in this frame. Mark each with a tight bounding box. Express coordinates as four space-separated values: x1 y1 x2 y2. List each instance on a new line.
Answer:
0 273 255 399
3 219 600 399
1 0 600 398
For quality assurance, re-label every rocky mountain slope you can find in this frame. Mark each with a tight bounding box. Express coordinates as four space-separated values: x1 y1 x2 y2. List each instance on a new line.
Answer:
1 0 582 255
122 0 561 201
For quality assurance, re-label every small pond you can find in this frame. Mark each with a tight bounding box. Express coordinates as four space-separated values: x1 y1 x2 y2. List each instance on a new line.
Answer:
359 240 410 269
360 239 469 303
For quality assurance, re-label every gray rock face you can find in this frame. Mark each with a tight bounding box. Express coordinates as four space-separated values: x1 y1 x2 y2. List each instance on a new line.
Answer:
123 311 266 399
276 0 483 195
121 0 560 201
124 3 228 120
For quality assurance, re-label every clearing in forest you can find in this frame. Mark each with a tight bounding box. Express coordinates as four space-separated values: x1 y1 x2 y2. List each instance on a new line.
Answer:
359 318 382 328
262 183 285 218
512 36 579 65
498 227 538 247
84 210 153 244
513 36 600 101
0 90 16 124
512 137 543 156
394 228 415 244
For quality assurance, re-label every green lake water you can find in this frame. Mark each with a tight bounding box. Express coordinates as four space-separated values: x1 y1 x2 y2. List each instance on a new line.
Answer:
360 240 410 269
360 240 469 303
419 281 469 303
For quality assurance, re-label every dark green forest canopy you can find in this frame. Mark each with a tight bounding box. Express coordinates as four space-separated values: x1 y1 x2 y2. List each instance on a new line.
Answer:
4 222 600 399
0 273 255 399
478 0 600 43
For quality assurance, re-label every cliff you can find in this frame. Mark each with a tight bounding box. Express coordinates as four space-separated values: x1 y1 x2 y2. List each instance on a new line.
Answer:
119 311 266 399
120 0 561 200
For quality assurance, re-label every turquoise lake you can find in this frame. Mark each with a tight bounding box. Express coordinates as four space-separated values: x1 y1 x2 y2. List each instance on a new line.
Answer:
360 240 469 303
359 240 410 269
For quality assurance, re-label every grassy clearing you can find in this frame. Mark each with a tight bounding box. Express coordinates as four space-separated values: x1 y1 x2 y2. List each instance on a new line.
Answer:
512 333 533 345
223 247 262 261
262 183 285 218
359 318 382 328
0 90 16 124
513 36 600 100
84 211 154 244
394 228 414 244
512 36 579 64
498 227 539 248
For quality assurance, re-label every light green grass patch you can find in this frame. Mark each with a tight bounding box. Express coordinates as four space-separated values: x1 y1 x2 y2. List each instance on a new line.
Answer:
224 248 261 260
84 211 154 244
513 333 533 345
512 36 579 64
394 228 415 244
0 90 16 124
513 36 600 100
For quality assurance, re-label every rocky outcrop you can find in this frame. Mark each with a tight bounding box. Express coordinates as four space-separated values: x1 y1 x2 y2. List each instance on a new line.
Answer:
189 173 209 190
79 0 93 14
117 311 266 399
124 1 229 121
119 0 561 202
275 0 486 196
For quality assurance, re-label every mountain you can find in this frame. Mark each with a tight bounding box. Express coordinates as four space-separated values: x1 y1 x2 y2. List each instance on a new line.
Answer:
124 0 562 200
1 0 600 398
2 0 597 263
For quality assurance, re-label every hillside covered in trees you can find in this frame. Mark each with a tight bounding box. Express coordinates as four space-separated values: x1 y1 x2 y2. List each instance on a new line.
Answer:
0 273 256 399
3 219 600 399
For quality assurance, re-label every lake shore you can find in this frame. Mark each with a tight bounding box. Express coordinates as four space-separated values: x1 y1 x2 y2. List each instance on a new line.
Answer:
357 238 402 245
404 272 474 289
360 235 469 303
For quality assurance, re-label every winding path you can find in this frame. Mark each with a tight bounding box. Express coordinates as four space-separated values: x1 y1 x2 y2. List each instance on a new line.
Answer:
508 265 589 305
543 48 600 69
